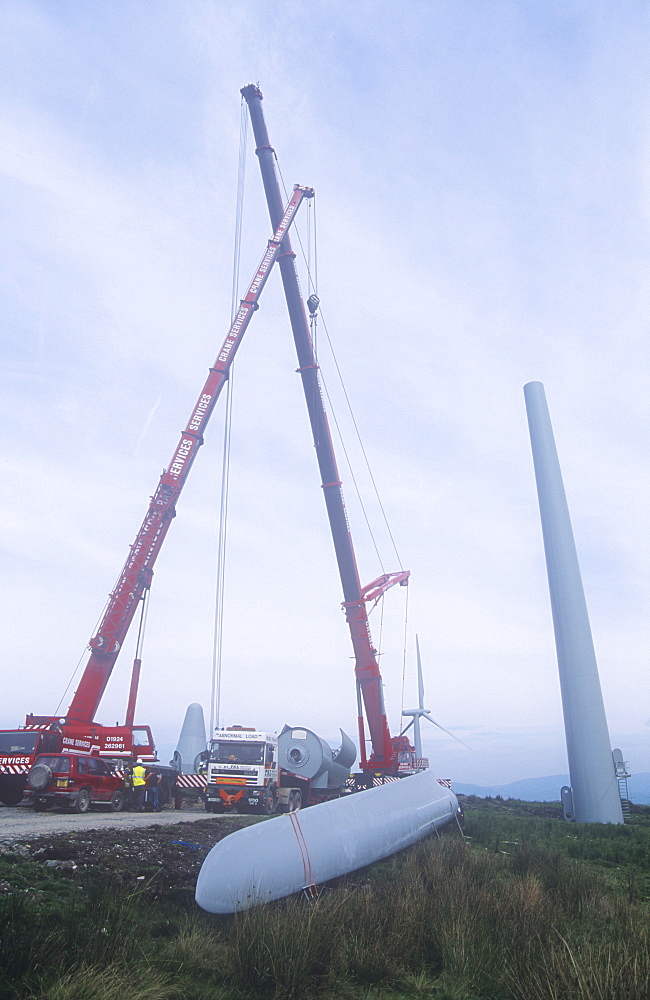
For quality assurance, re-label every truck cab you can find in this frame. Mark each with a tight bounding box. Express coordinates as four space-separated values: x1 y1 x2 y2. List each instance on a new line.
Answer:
205 727 279 814
0 729 64 805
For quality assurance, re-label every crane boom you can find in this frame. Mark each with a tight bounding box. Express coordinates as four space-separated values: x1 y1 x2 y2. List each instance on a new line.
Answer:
66 184 314 723
241 85 408 771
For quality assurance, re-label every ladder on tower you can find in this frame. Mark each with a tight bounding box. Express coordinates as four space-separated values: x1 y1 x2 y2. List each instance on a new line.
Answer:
617 775 631 819
613 748 631 820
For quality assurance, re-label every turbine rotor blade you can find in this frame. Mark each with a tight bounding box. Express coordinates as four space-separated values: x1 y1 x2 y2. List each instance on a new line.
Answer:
422 712 473 751
415 634 425 709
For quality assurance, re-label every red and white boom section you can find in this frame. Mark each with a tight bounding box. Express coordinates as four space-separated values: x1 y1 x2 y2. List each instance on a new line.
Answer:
42 184 313 727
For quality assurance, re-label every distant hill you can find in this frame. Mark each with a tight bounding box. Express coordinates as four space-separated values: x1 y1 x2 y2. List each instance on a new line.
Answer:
454 773 650 805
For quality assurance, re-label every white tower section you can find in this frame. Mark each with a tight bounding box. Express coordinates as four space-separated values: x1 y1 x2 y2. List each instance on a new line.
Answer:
524 381 623 824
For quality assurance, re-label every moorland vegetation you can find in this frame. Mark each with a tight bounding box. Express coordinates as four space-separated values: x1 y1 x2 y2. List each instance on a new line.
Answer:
1 796 648 999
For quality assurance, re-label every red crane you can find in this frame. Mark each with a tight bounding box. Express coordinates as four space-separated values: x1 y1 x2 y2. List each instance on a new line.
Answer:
241 85 413 775
63 183 313 725
0 184 313 803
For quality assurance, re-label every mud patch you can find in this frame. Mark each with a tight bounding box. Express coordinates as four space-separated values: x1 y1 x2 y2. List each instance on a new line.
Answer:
0 817 257 902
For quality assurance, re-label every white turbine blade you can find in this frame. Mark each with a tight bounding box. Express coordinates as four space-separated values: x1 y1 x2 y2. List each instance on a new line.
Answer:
422 712 473 751
415 634 425 709
400 718 415 736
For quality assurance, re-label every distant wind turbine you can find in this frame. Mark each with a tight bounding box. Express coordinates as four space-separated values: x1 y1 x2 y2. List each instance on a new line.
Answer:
401 635 472 764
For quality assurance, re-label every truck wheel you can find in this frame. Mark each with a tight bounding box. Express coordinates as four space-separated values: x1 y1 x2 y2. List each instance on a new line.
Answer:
109 789 125 812
74 788 91 814
259 789 275 816
289 790 302 812
0 776 27 806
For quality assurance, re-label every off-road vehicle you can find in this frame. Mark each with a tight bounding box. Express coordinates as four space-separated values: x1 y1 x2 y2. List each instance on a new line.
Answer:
24 752 127 813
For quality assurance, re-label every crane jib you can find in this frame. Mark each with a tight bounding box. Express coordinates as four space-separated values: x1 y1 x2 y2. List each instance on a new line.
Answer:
241 86 402 771
68 183 313 724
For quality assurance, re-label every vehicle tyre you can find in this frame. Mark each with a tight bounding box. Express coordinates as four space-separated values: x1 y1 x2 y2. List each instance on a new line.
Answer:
33 798 49 811
109 789 124 812
0 776 27 805
259 788 275 816
159 779 172 807
27 765 52 792
289 790 302 812
74 788 91 814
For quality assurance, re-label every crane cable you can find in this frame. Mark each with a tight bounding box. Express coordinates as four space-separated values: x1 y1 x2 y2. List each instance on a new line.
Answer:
209 98 248 736
399 582 410 730
133 586 151 663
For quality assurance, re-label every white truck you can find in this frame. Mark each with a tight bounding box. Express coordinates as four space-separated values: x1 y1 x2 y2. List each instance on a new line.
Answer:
204 724 356 815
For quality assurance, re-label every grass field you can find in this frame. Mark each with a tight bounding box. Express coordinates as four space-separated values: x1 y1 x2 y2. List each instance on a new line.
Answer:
1 797 648 999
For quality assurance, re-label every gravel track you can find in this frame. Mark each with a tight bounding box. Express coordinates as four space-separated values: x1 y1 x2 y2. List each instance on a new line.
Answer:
0 801 241 844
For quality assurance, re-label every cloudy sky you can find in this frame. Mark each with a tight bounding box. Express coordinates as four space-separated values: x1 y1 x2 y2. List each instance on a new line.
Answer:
1 1 648 786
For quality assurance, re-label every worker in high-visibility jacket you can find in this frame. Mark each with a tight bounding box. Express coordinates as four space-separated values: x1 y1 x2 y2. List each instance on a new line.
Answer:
131 759 147 812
